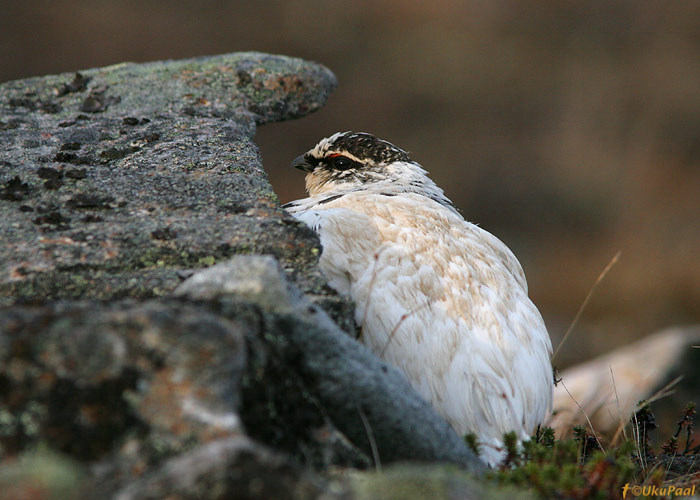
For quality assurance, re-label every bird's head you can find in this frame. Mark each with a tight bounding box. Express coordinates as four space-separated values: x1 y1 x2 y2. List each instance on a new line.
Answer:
292 132 419 197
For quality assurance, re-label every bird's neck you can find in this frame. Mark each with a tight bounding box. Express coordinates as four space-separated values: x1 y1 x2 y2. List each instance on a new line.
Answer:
304 165 458 215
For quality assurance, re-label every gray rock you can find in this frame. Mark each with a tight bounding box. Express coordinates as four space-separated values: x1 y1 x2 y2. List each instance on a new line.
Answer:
108 436 326 500
0 52 352 332
1 51 335 127
0 259 483 498
174 254 293 311
0 300 247 463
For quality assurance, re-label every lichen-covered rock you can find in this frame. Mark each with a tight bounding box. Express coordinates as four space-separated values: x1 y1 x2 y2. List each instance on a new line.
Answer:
0 257 483 498
0 300 247 463
0 52 353 332
105 437 327 500
1 52 336 127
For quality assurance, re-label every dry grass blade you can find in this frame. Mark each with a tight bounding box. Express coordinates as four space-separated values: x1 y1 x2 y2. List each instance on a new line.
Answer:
356 403 382 472
560 378 605 452
629 377 683 477
552 251 621 362
631 411 647 473
664 469 700 489
609 366 629 446
643 375 683 406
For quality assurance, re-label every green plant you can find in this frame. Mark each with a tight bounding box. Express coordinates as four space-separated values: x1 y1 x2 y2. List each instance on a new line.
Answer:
489 402 700 499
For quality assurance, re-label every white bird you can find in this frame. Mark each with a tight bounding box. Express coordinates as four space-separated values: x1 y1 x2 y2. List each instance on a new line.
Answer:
283 132 553 465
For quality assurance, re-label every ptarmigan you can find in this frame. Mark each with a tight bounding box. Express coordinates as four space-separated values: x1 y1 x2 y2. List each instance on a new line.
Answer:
283 131 553 465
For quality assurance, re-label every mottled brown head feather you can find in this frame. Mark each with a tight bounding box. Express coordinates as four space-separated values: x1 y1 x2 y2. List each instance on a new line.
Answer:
326 132 410 165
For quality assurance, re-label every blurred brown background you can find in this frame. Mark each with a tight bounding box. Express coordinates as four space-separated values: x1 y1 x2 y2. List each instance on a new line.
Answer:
2 0 699 369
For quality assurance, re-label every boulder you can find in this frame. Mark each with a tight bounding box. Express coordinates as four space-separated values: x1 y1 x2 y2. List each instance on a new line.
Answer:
0 52 352 331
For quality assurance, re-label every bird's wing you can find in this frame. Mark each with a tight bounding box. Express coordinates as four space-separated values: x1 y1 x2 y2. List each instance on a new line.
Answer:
320 192 552 439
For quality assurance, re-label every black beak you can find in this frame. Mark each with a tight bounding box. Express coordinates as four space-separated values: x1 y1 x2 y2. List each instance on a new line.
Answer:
291 155 314 172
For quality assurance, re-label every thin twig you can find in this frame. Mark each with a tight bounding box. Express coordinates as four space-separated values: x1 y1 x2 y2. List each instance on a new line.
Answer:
552 251 621 362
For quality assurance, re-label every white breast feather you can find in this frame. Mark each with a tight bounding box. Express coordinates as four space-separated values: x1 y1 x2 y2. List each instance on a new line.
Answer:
287 180 552 466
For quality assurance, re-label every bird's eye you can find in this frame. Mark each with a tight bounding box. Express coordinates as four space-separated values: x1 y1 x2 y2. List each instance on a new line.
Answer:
330 156 353 170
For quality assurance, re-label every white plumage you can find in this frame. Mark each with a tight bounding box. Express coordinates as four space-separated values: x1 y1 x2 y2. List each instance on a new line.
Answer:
283 132 553 465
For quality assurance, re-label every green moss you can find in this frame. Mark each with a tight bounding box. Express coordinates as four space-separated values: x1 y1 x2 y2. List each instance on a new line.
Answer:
464 433 480 455
491 430 635 499
197 256 216 267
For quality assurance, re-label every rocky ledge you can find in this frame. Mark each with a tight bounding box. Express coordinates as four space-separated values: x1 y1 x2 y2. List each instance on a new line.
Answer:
0 53 487 499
